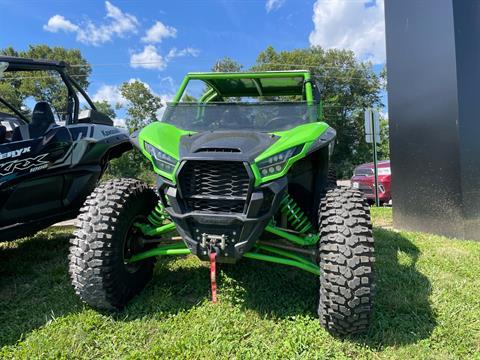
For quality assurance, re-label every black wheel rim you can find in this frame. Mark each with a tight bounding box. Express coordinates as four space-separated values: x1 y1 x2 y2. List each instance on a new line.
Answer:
123 215 147 273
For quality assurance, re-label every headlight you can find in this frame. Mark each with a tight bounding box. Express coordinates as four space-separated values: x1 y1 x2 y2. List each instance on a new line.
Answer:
144 141 177 173
257 146 302 177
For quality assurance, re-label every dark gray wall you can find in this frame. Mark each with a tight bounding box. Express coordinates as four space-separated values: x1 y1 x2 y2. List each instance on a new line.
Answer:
385 0 480 239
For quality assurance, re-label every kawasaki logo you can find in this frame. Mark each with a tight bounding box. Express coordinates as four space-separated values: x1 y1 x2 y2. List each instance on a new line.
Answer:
0 153 49 176
0 146 31 161
101 129 119 137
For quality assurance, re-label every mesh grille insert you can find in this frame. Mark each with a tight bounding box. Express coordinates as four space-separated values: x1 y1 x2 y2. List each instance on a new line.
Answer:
179 160 250 213
195 147 241 153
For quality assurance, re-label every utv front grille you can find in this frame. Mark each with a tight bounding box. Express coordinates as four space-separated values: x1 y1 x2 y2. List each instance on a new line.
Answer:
178 160 251 213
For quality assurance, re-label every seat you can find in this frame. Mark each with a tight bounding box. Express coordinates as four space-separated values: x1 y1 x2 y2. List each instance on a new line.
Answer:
0 125 6 144
12 102 56 141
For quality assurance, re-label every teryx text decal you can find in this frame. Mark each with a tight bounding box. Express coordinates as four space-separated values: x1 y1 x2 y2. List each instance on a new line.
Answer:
0 146 31 160
0 153 49 176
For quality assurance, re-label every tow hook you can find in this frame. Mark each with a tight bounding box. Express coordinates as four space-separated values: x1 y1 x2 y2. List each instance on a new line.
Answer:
201 233 227 251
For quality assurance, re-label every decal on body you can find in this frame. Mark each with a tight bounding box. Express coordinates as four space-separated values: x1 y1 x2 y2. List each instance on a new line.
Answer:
0 153 49 176
0 146 31 161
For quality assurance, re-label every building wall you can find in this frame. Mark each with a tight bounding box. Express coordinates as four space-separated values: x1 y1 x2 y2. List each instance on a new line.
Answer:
384 0 480 239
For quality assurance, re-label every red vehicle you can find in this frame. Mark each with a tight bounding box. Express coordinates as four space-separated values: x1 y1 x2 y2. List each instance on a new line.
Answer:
351 160 392 204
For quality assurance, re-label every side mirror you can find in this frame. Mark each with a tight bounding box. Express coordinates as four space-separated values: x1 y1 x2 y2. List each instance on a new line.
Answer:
78 109 114 126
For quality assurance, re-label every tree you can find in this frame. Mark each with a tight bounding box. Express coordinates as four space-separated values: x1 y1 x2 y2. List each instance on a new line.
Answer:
0 45 91 117
212 57 243 72
119 80 163 132
105 80 163 184
92 100 116 119
209 57 243 102
250 46 384 177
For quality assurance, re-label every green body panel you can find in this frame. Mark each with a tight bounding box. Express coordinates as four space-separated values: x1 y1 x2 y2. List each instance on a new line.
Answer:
138 122 193 182
252 122 330 185
138 121 330 186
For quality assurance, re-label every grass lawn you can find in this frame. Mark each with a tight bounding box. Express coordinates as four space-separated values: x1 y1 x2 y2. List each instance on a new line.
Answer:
1 207 480 358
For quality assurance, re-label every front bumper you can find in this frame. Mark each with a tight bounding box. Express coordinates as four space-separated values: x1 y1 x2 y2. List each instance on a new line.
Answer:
158 176 287 263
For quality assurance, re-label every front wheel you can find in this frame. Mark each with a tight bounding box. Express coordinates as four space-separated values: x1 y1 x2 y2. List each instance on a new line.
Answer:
69 178 158 310
317 187 375 336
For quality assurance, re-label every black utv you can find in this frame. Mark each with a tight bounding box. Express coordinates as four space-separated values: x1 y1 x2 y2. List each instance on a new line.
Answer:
0 57 131 241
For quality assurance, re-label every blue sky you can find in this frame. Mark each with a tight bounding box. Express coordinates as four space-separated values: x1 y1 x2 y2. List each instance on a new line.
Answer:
0 0 386 120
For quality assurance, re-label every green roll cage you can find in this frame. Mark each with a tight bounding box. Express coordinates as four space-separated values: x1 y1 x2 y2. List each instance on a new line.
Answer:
171 70 321 113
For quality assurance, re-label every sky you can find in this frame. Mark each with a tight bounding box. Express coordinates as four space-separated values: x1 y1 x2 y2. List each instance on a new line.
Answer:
0 0 386 120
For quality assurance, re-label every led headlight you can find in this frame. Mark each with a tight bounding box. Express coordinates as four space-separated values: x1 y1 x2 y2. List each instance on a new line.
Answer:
257 146 302 177
144 141 177 173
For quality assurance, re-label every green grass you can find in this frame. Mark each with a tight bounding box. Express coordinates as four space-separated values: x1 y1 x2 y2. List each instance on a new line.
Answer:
1 208 480 358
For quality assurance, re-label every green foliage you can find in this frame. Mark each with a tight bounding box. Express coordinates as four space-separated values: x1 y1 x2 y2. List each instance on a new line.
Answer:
119 80 163 132
3 210 480 358
212 56 243 72
92 100 116 119
104 80 163 184
91 100 155 184
378 117 390 160
181 93 198 103
0 45 91 117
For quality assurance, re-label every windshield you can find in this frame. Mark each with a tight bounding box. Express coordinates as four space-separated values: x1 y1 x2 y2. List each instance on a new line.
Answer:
161 102 318 132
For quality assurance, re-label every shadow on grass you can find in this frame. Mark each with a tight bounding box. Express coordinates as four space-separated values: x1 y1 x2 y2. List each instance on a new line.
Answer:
127 227 436 347
0 228 83 347
355 228 436 347
215 227 437 347
0 226 436 348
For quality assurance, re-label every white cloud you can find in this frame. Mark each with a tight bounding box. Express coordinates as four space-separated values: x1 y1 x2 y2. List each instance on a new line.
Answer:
166 47 200 60
157 93 175 119
43 15 79 33
266 0 286 13
160 76 175 89
142 21 177 43
43 1 138 46
113 118 127 128
130 46 199 71
130 45 167 70
92 84 127 107
309 0 385 64
380 109 388 120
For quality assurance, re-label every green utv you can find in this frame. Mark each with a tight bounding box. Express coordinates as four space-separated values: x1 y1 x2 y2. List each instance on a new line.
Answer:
69 71 375 336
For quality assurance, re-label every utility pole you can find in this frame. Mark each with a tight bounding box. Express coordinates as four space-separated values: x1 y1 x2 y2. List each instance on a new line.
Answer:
365 109 380 207
371 111 380 207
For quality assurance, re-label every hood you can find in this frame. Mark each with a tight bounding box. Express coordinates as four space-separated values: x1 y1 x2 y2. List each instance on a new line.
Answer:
179 131 279 162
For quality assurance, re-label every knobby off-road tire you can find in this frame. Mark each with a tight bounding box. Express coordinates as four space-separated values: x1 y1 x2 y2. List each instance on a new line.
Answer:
69 178 158 311
327 167 337 189
318 187 375 336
